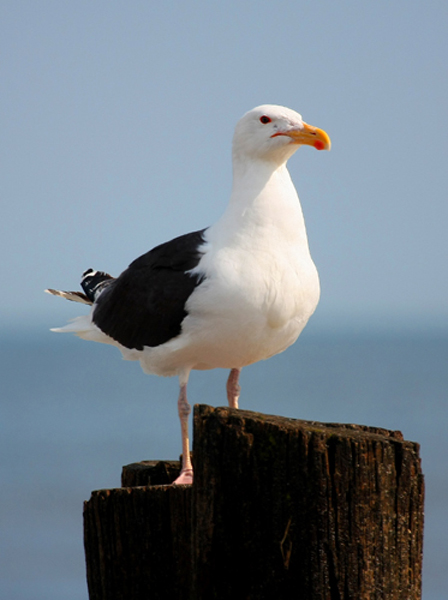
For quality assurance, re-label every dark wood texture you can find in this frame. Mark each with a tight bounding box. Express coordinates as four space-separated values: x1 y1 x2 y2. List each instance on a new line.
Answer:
192 405 424 599
84 479 192 600
84 404 424 600
121 459 181 487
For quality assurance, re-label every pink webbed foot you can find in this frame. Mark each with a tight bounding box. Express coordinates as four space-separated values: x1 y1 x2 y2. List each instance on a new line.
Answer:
173 467 193 485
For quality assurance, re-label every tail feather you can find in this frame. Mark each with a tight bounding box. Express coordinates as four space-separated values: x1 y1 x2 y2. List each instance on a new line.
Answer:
45 288 92 305
45 268 114 306
81 269 114 303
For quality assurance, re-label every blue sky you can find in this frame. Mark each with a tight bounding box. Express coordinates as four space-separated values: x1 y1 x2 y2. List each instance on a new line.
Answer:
2 1 447 333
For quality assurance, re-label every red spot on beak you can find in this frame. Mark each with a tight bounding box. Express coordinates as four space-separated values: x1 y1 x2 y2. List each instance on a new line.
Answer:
314 140 325 151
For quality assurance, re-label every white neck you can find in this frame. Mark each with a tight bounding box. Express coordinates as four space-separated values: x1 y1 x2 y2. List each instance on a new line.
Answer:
209 156 310 251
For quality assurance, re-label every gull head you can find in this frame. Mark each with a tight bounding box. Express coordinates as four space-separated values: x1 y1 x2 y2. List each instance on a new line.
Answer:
232 104 331 166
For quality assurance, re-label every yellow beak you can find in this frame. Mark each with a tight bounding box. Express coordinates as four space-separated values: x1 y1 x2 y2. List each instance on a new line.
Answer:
283 122 331 151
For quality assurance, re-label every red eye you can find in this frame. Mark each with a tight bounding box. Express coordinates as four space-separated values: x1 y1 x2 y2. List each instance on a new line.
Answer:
259 115 271 124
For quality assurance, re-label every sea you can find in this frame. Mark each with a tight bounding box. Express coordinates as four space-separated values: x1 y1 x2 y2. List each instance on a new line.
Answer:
1 325 447 600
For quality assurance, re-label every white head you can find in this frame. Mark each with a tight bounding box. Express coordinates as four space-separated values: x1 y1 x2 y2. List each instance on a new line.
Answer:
232 104 331 166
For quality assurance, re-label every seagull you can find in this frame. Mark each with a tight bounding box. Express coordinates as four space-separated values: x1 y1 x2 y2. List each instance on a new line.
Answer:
46 104 331 485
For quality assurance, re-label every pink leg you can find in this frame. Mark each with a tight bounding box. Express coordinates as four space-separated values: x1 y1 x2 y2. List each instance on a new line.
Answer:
226 368 241 409
172 382 194 485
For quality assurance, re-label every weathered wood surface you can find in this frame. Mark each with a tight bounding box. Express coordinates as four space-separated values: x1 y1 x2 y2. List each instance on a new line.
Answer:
192 406 424 599
84 462 191 600
84 404 424 600
121 459 182 487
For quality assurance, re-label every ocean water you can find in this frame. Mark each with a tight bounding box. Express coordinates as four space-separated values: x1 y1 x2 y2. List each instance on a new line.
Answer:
1 327 447 599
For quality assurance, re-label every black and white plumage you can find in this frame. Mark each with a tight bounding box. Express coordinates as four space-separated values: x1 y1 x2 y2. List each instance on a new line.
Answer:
46 104 331 485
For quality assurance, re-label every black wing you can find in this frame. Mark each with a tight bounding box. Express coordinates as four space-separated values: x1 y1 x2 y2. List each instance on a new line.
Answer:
92 229 207 350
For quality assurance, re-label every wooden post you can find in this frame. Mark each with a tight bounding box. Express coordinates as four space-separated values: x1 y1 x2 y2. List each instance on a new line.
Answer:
83 462 192 600
83 405 424 600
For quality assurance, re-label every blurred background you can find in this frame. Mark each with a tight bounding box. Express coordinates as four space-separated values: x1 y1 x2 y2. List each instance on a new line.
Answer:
1 2 447 598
